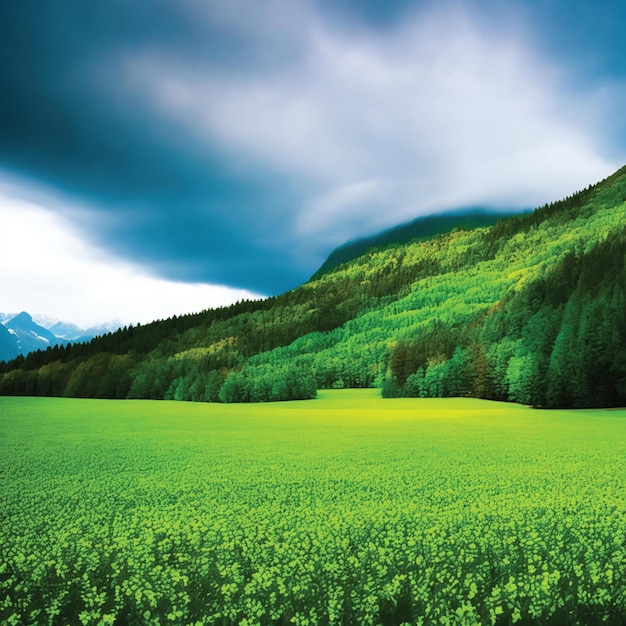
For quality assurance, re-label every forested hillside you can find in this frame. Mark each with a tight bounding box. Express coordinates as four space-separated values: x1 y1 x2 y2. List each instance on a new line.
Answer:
310 209 520 279
1 165 625 407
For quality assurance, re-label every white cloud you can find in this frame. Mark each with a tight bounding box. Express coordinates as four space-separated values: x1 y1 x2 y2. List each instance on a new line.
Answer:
125 1 622 249
0 185 262 328
298 178 394 241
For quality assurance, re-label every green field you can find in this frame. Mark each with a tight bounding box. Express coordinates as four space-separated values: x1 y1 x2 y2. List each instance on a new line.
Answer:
1 391 626 625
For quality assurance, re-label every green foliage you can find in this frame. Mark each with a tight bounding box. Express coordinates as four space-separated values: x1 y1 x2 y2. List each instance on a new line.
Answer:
311 210 518 280
1 165 626 406
2 392 626 625
219 363 317 402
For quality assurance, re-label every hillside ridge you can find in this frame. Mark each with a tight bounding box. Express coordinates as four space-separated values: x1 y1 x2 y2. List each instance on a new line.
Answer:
310 208 524 280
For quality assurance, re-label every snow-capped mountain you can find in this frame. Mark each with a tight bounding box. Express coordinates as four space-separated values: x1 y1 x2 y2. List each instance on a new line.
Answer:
0 312 122 362
31 314 121 342
0 324 20 362
3 312 69 357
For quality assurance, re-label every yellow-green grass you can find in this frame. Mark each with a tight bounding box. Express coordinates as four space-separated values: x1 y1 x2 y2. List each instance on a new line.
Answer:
1 391 626 625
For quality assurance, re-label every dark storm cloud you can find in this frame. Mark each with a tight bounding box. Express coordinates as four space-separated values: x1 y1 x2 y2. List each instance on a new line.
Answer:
0 0 304 294
0 0 623 299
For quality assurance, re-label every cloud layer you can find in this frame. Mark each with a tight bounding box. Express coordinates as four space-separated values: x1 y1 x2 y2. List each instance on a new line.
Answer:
0 0 624 310
0 183 260 327
129 2 620 249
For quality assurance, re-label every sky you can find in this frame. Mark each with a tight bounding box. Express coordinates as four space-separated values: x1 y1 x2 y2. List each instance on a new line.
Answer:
1 0 625 327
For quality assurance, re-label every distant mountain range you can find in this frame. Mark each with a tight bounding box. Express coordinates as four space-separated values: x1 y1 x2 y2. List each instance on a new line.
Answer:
0 312 120 362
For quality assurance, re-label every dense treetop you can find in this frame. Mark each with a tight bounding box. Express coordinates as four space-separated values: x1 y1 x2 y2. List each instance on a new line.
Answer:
310 209 519 280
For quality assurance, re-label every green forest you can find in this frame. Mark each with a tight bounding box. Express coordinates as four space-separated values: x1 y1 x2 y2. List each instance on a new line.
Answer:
1 165 625 408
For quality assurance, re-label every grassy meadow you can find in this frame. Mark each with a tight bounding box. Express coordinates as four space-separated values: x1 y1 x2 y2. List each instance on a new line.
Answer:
1 391 626 625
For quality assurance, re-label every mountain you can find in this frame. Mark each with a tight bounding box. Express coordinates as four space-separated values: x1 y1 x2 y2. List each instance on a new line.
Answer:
0 324 20 363
31 315 122 342
1 165 625 407
310 208 524 280
3 312 68 356
43 319 89 341
0 312 121 362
